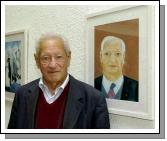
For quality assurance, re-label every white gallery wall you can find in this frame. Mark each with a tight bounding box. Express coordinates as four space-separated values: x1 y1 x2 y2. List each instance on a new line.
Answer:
5 5 154 129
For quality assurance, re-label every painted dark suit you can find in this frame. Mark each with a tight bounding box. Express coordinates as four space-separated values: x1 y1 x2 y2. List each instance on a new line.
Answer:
95 75 138 102
8 75 110 129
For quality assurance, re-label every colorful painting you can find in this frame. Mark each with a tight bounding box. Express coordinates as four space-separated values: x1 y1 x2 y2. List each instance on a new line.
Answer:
5 41 22 93
94 19 139 102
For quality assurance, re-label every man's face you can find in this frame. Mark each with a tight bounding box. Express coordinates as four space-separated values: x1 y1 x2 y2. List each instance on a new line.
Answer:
35 38 70 85
100 42 125 80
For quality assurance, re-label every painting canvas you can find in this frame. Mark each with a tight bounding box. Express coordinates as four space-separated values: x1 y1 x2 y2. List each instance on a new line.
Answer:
5 41 22 93
94 19 139 102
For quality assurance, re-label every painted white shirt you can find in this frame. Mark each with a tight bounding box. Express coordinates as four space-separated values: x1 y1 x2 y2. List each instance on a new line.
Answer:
38 74 69 104
102 75 124 95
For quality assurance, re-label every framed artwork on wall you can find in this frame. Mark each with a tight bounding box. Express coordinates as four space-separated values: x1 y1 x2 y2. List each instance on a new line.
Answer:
86 5 155 120
5 30 28 102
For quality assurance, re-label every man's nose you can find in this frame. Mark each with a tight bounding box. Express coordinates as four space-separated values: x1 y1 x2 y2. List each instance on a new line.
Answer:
48 58 59 68
110 54 116 62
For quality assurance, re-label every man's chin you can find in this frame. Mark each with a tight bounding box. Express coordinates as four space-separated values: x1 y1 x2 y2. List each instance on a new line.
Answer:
49 76 60 81
108 69 118 73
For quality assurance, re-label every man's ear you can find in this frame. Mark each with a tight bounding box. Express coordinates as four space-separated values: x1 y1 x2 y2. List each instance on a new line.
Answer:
100 51 103 63
122 53 125 64
67 51 71 67
67 51 71 58
34 54 40 68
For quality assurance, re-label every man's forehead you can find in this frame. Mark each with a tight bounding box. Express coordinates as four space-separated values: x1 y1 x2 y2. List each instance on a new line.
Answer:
38 43 66 57
40 38 65 49
42 38 64 46
103 42 122 50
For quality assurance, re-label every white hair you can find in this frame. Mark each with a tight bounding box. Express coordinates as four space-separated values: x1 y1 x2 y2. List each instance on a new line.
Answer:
100 36 126 53
35 33 71 57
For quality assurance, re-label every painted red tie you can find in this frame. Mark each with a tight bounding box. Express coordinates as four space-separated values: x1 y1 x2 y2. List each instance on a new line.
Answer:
108 83 116 99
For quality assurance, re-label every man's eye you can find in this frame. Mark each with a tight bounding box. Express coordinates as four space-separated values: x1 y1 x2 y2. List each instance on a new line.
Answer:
116 52 121 56
104 52 109 56
56 55 65 61
41 56 51 61
57 55 63 59
43 56 50 60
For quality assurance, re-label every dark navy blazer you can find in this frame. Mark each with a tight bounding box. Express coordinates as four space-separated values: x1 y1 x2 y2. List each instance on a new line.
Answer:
8 75 110 129
94 75 138 102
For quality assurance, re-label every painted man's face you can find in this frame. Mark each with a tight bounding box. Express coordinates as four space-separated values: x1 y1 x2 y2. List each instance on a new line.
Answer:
100 42 125 80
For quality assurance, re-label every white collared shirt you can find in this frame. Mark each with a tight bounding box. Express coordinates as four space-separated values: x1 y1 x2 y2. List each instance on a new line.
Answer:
102 75 124 95
38 74 69 104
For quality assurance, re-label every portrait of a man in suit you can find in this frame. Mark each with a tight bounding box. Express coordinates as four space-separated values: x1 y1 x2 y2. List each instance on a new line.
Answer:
94 36 138 102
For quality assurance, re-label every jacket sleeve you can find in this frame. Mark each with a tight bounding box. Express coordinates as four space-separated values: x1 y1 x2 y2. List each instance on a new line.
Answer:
92 94 110 129
7 91 19 129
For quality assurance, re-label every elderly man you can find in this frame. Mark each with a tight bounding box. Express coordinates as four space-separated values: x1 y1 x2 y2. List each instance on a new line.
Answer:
8 33 110 129
95 36 138 102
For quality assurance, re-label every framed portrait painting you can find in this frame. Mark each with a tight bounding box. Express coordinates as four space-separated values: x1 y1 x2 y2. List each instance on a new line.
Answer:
86 5 155 120
5 30 28 101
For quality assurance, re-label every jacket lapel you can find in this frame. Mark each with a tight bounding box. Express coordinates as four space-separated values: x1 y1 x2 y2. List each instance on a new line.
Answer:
25 80 39 128
24 77 83 129
63 75 84 128
121 76 131 100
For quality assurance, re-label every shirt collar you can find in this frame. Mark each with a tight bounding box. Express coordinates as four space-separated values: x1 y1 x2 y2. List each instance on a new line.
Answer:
102 75 124 94
39 74 69 95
